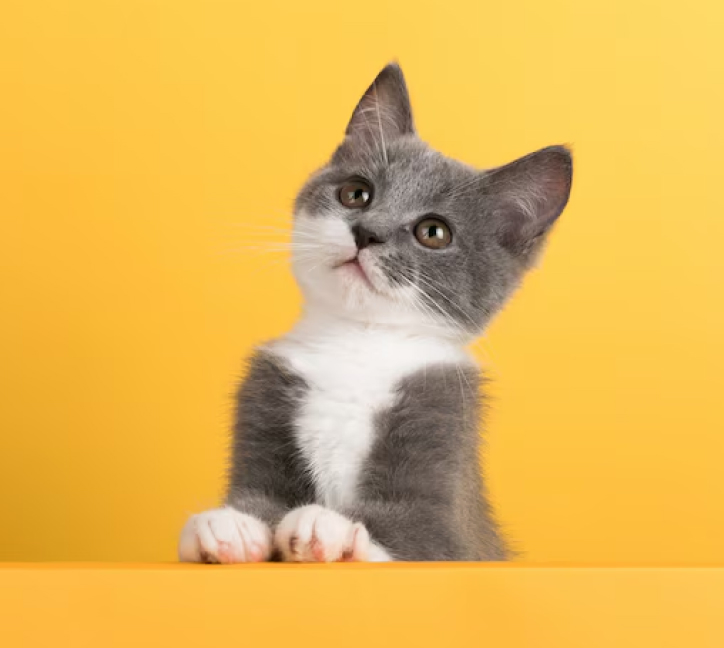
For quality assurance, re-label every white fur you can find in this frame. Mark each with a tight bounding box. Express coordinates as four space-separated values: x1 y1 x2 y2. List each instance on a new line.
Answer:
275 504 390 562
292 211 463 334
271 317 469 513
178 507 272 564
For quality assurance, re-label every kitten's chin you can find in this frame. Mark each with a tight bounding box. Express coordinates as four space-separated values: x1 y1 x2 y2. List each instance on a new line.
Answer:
297 271 389 320
294 270 456 336
333 257 377 293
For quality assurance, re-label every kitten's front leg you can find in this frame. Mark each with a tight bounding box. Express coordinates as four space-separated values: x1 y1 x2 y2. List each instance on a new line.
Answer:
274 505 392 562
178 506 273 564
178 350 314 564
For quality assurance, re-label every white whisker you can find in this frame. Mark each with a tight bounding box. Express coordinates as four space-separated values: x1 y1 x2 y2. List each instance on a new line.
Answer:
372 82 389 166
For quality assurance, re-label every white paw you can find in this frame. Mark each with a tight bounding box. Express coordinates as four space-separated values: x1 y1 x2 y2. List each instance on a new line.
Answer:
178 507 272 564
274 505 370 562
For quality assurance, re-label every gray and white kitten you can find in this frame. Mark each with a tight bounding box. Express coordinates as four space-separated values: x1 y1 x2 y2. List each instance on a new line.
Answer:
179 63 572 563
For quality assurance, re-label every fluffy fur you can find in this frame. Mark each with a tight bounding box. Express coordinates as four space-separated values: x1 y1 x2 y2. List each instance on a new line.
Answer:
178 63 572 563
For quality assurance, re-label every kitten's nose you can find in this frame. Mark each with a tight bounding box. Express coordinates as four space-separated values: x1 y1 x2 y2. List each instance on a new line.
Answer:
352 224 383 250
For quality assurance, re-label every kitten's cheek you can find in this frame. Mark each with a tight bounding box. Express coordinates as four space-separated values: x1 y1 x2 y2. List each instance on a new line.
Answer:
291 259 316 286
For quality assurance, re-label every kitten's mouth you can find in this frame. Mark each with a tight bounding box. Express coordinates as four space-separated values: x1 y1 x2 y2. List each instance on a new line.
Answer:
334 255 376 291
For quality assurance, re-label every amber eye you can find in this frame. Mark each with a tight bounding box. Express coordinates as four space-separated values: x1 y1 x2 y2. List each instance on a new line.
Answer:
414 218 452 249
338 179 373 209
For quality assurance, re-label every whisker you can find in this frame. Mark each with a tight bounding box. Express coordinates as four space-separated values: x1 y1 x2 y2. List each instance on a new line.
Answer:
218 244 324 256
414 270 481 332
372 82 389 166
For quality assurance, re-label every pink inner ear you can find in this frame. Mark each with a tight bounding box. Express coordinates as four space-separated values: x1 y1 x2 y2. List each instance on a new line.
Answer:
537 167 573 226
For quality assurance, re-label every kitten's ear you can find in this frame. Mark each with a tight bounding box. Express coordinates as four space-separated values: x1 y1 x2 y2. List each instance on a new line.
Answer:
484 146 573 259
345 63 415 142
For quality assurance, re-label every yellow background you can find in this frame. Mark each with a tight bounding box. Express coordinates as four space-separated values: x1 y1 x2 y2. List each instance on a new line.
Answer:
1 0 722 563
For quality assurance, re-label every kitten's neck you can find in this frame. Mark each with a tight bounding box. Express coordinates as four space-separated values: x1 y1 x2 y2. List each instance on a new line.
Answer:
289 304 470 348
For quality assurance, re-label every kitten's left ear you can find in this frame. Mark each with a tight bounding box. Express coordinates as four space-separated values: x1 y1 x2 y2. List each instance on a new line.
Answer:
345 63 415 142
484 146 573 260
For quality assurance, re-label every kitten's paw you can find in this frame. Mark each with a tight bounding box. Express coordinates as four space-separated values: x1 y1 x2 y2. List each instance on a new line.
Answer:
275 505 370 562
178 507 272 564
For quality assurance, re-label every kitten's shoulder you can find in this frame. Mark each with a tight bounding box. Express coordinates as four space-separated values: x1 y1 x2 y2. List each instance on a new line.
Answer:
238 343 308 399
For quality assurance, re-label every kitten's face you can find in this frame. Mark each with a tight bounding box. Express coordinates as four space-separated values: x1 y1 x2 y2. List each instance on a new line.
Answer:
291 64 572 338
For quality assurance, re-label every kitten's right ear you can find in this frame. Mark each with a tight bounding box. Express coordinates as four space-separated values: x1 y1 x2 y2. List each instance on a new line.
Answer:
345 63 415 143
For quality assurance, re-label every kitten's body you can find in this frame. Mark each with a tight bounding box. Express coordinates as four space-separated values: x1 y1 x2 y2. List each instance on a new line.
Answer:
271 315 468 514
250 315 505 560
178 63 572 563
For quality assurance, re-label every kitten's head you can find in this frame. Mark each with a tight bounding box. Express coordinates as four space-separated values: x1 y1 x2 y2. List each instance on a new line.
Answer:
292 63 572 339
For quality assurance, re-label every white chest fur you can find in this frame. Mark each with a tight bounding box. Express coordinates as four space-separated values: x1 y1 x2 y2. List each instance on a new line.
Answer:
270 317 470 510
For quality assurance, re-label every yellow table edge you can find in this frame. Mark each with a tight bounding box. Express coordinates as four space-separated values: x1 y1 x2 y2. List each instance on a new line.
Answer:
2 564 723 647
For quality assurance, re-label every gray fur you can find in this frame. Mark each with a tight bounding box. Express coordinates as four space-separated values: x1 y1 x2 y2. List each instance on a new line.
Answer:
226 351 315 529
228 352 508 561
224 63 572 561
296 63 572 336
347 365 508 560
345 63 415 142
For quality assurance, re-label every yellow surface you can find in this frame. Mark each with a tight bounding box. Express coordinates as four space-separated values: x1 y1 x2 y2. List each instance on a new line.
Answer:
1 1 724 563
1 565 723 647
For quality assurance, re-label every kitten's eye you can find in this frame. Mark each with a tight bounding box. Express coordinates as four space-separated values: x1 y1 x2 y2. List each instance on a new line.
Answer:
414 218 452 249
338 179 373 209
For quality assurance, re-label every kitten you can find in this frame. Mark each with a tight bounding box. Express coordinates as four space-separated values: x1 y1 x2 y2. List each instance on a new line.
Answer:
178 63 572 563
